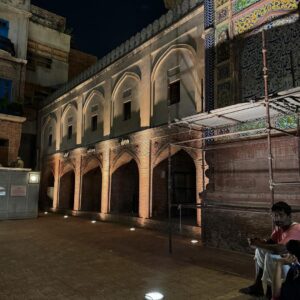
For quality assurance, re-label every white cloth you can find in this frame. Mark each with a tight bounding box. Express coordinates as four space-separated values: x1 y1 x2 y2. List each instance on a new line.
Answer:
255 248 290 286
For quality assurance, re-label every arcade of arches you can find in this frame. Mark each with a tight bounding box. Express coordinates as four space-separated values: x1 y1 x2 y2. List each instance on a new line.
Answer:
40 128 204 227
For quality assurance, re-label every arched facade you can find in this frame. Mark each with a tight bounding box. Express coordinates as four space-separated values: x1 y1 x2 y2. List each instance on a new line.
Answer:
39 4 205 233
41 114 57 155
61 102 77 149
112 72 141 136
83 90 105 144
151 45 199 126
81 156 102 212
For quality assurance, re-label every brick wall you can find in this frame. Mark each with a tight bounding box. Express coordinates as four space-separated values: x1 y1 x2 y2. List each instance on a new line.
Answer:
0 114 25 166
204 136 300 251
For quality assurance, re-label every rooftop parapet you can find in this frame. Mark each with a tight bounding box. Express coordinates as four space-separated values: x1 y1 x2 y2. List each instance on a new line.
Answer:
30 5 66 32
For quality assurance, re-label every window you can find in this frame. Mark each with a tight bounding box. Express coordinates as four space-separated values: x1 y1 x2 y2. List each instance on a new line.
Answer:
91 115 97 131
67 125 72 140
48 134 52 147
27 51 52 71
0 78 12 103
123 101 131 121
0 19 9 38
169 81 180 105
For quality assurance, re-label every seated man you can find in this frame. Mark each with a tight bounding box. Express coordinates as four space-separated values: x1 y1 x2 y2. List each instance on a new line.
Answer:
273 239 300 300
240 201 300 297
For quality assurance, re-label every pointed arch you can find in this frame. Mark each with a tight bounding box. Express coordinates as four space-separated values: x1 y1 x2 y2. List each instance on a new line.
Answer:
41 113 57 154
151 44 198 82
153 144 197 169
61 102 78 145
112 72 141 101
83 90 104 114
82 156 103 175
112 149 140 174
61 101 78 122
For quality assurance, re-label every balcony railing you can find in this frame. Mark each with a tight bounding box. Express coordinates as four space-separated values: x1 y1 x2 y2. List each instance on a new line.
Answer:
0 36 15 57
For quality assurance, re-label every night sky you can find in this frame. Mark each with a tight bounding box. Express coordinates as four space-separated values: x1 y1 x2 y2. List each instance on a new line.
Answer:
31 0 167 58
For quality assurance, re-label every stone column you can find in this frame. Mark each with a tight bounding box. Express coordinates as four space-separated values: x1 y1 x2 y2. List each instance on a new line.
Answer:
138 137 151 218
56 108 62 151
72 149 83 211
104 78 112 136
100 141 110 214
140 55 151 127
76 96 83 145
52 153 61 209
195 155 204 227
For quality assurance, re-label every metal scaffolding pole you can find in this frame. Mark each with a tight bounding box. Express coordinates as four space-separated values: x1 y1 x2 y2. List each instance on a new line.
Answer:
262 30 275 208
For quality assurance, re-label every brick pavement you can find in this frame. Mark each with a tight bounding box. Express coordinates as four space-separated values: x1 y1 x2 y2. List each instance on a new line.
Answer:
0 214 260 300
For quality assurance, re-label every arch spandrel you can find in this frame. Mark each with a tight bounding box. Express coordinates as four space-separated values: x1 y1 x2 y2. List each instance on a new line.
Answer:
111 149 140 174
82 155 103 175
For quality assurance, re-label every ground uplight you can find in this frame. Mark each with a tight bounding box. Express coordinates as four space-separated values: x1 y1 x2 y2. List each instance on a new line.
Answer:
144 292 164 300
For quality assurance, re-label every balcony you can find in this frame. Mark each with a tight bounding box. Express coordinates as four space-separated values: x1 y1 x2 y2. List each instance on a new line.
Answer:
0 36 15 56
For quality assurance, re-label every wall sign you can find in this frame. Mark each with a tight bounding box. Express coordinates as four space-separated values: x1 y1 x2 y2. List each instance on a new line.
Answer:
10 185 27 197
0 186 6 196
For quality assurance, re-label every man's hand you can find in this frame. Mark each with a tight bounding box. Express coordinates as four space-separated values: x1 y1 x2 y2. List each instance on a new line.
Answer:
248 237 266 248
277 254 297 266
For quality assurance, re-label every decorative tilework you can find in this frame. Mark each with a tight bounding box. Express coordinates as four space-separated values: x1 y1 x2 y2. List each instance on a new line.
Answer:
233 0 260 14
216 24 229 43
217 81 231 107
209 113 297 142
217 42 230 63
217 64 230 81
205 0 215 29
239 19 300 100
205 32 215 111
216 6 229 24
233 0 299 35
216 0 228 8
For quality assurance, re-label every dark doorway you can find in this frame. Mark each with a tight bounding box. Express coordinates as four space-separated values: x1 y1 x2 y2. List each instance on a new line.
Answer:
81 167 102 212
59 171 75 210
0 138 8 166
152 150 196 225
39 172 54 210
111 159 139 216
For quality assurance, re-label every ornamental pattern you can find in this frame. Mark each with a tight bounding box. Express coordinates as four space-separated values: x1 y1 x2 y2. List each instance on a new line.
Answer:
234 0 299 35
216 0 228 8
239 19 300 100
232 0 260 14
210 114 297 142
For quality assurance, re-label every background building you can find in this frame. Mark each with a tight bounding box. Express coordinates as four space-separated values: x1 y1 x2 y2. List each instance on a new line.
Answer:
0 0 97 168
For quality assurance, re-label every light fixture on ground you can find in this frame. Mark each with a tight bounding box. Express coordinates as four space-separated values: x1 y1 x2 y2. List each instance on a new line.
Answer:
91 220 96 224
144 292 164 300
130 227 135 231
191 239 198 244
64 215 68 219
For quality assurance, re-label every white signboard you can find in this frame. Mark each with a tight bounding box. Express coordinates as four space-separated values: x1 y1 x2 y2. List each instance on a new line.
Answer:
0 186 5 196
11 185 27 197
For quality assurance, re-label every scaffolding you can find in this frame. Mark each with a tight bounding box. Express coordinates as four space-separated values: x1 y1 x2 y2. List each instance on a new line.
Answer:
165 30 300 254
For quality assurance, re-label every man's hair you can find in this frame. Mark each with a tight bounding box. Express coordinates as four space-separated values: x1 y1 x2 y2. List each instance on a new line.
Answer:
271 201 292 216
286 240 300 261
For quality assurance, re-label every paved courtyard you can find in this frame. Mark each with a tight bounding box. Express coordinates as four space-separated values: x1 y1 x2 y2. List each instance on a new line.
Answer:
0 214 258 299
